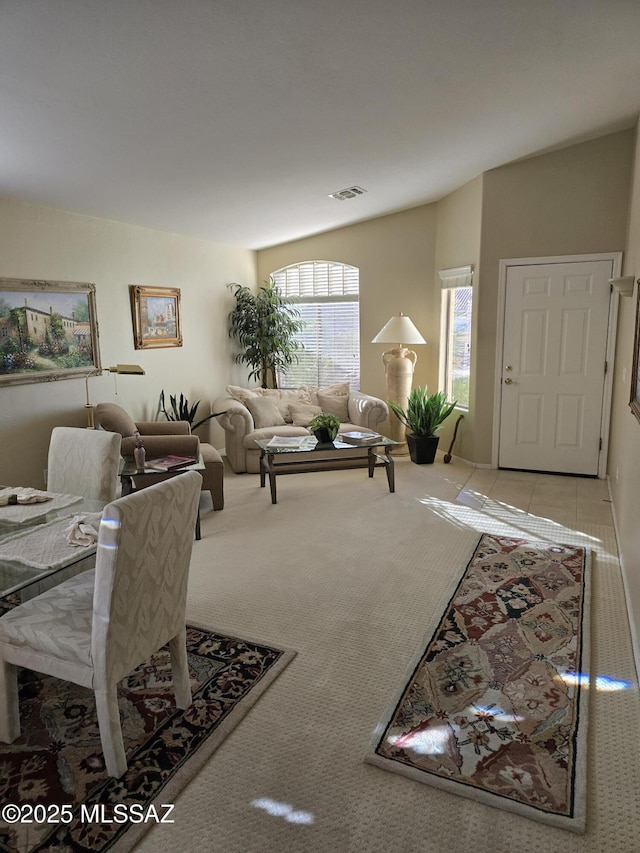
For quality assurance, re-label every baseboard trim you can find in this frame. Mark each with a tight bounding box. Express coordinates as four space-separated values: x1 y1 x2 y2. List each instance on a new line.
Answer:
607 475 640 685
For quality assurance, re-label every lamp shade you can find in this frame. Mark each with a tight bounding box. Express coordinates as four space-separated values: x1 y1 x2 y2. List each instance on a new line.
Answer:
371 313 426 345
107 364 145 375
85 363 145 428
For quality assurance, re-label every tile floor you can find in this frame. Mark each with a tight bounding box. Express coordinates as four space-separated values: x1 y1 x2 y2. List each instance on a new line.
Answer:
455 467 614 530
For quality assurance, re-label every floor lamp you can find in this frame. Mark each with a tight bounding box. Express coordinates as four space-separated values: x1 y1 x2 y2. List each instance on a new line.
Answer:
372 313 426 452
85 364 145 428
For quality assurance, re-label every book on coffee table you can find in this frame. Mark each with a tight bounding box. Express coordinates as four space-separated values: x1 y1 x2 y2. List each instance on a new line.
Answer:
144 455 196 471
339 431 383 445
266 436 308 448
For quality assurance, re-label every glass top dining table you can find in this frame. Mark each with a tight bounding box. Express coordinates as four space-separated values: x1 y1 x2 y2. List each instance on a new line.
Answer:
0 486 105 601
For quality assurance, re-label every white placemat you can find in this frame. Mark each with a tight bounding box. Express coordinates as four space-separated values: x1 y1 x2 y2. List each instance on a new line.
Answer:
0 487 82 525
0 513 102 570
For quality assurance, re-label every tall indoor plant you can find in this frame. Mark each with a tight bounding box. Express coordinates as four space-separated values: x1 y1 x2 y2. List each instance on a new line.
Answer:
228 278 303 389
388 387 456 464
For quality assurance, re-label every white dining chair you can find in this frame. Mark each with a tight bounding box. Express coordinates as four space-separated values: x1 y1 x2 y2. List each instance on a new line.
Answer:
47 426 122 501
0 470 202 777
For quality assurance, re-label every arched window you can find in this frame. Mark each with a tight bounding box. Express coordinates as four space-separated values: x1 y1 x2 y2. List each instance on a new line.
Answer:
272 261 360 389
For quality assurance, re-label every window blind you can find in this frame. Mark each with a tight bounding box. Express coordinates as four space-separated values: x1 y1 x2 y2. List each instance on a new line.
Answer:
439 265 474 289
275 261 359 298
272 261 360 389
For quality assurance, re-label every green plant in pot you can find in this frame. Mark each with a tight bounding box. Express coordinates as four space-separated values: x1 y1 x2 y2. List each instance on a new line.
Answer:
308 412 340 447
227 278 303 389
388 387 456 464
158 390 220 431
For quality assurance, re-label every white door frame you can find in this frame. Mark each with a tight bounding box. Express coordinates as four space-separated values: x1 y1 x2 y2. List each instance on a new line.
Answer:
492 252 622 478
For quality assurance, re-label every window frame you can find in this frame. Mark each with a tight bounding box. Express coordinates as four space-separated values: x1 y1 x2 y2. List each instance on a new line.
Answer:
271 261 360 389
439 266 474 411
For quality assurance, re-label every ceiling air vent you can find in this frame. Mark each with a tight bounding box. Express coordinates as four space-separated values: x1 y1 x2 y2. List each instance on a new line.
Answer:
328 186 367 201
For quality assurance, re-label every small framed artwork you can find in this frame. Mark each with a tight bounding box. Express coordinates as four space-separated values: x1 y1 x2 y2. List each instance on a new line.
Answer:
130 285 183 349
0 278 101 386
630 285 640 424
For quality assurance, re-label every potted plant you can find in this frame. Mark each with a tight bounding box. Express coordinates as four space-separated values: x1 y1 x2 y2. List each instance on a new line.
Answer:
157 390 220 431
228 278 303 389
388 387 456 464
308 412 340 446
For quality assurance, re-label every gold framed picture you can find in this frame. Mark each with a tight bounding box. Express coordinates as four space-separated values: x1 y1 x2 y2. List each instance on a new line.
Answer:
0 278 101 386
130 285 182 349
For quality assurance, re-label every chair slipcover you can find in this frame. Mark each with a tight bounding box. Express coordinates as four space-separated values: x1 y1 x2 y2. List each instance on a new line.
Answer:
47 426 122 502
0 470 202 777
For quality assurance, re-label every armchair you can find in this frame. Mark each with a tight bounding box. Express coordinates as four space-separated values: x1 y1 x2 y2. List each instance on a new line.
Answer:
95 402 224 510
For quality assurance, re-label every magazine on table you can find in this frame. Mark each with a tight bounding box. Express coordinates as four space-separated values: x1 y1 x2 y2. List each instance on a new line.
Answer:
266 436 308 448
144 455 196 471
338 431 383 445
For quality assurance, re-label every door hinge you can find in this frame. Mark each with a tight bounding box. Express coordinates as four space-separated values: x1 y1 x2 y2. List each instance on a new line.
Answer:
599 437 603 451
604 360 608 374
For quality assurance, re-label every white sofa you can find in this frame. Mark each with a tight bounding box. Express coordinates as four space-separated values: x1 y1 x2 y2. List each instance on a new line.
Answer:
213 384 389 473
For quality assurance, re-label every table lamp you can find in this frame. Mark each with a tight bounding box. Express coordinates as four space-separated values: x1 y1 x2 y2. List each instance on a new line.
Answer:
85 364 145 428
372 313 426 449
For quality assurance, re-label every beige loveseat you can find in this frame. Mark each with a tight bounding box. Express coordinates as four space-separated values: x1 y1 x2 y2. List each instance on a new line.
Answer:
213 384 389 473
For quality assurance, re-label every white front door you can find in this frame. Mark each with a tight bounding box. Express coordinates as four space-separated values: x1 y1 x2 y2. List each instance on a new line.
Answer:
498 260 613 475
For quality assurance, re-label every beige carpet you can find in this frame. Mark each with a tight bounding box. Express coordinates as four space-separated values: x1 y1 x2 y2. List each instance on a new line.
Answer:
135 456 640 853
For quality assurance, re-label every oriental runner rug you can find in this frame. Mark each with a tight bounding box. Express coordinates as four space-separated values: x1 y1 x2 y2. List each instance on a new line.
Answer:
0 622 294 852
367 533 591 832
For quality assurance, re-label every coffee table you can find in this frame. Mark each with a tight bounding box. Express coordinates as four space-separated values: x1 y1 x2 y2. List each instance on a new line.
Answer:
255 435 401 504
119 455 205 539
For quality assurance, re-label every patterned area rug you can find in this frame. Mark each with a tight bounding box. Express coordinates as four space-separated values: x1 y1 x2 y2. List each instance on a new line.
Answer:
0 623 294 852
367 533 591 832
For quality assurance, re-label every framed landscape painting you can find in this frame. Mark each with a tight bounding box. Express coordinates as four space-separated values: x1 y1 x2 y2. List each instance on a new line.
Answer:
631 285 640 424
130 285 183 349
0 279 101 386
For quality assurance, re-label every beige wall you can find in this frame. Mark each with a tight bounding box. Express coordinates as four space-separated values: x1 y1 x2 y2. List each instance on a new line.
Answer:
257 205 439 411
434 176 483 461
477 130 634 463
608 121 640 668
0 197 255 488
258 133 634 463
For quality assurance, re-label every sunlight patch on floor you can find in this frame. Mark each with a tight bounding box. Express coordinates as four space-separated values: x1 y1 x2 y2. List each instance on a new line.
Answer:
416 494 603 546
560 672 634 691
250 797 314 825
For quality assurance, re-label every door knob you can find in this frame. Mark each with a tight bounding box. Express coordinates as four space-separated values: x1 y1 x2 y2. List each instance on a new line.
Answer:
504 377 517 385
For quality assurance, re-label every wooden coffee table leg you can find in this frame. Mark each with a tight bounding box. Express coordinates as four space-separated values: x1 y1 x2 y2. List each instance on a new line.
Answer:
368 447 376 478
267 456 278 504
259 449 267 488
385 448 395 493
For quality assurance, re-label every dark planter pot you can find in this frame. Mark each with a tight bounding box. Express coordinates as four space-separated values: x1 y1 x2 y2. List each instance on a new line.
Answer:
406 433 439 464
313 427 335 448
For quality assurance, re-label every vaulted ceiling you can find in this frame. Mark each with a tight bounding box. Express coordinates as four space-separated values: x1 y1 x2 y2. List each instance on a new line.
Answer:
2 0 640 249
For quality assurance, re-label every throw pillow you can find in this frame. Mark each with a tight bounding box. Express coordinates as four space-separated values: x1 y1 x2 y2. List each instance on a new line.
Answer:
261 388 311 422
95 403 137 437
300 382 350 405
245 396 286 429
226 385 262 405
289 403 322 427
317 391 349 422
